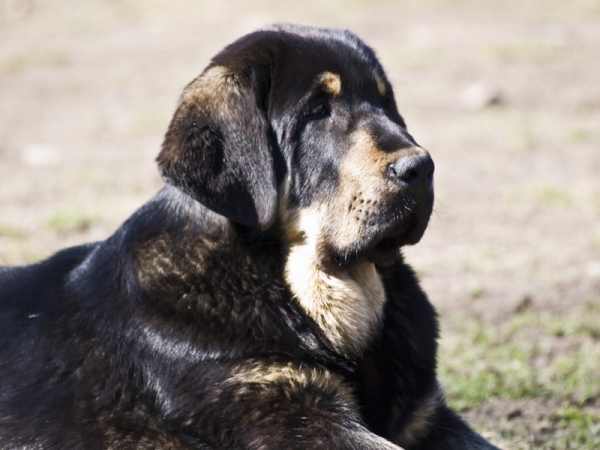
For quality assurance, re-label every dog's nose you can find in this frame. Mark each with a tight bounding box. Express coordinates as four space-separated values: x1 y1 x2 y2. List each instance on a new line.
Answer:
387 153 434 190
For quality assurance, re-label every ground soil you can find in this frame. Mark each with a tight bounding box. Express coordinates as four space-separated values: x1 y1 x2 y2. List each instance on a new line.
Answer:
1 1 599 448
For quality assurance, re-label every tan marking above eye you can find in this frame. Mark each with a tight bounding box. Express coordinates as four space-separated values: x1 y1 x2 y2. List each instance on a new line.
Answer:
319 71 342 96
375 74 387 98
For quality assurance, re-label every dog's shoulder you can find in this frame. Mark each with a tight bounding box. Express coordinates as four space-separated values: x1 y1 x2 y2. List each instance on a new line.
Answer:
0 243 97 308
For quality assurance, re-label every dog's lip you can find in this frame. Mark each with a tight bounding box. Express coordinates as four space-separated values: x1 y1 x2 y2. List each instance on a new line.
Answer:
382 212 419 239
326 218 421 270
365 218 418 255
367 190 433 255
376 222 417 248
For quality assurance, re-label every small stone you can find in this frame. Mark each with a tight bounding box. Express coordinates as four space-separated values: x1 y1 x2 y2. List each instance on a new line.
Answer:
21 145 60 167
507 408 522 420
460 82 503 110
514 295 533 313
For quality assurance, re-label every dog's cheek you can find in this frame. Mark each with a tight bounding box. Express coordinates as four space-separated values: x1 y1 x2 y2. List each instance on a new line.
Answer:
326 170 385 254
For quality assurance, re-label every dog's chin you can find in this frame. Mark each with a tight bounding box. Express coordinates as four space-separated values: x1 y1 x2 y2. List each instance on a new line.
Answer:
364 220 426 266
364 236 405 266
322 216 429 271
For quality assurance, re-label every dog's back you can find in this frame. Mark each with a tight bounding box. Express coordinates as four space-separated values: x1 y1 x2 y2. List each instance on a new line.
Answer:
0 245 98 446
0 244 94 307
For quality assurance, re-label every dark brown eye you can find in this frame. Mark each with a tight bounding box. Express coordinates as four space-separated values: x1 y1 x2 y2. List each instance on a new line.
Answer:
306 103 328 119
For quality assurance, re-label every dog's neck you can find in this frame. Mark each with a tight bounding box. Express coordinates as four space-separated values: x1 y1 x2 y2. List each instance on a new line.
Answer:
283 210 386 358
134 190 387 358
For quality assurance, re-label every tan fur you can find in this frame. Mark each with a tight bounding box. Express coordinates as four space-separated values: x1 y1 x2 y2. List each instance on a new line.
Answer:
134 235 188 287
330 131 428 249
134 234 212 292
395 383 442 446
181 65 239 117
331 130 391 248
160 67 237 165
376 74 387 97
284 208 386 357
227 360 405 450
357 432 405 450
227 360 349 394
319 71 342 96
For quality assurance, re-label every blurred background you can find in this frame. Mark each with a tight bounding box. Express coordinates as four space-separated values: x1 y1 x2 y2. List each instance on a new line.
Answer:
1 0 599 447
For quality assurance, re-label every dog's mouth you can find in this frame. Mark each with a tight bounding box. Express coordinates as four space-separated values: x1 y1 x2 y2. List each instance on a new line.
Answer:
363 217 421 265
357 194 433 266
315 189 434 271
325 214 425 270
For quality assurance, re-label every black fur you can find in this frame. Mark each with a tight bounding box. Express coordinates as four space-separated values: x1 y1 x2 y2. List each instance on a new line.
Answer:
0 25 499 449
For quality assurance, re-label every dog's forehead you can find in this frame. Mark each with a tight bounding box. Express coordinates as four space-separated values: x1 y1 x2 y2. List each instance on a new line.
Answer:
279 38 381 88
272 53 384 112
214 27 384 94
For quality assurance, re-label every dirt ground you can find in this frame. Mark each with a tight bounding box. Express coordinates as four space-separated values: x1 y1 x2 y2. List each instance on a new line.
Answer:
1 0 599 448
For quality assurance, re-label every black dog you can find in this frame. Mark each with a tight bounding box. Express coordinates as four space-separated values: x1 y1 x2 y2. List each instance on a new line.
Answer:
0 24 499 449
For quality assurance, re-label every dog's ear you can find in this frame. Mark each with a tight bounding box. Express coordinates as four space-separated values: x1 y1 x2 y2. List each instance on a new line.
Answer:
157 55 278 230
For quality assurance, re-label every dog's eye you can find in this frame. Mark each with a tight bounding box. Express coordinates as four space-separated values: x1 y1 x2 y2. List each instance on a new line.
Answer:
305 103 328 119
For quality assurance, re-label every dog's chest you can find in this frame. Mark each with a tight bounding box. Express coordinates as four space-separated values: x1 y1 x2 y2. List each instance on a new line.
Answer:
284 243 386 357
134 234 340 359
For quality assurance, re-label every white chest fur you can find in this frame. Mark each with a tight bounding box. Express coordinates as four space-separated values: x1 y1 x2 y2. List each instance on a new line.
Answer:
284 242 386 357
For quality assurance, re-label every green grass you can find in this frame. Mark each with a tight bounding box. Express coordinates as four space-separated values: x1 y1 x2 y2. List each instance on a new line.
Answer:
593 231 600 248
3 49 70 73
438 310 600 447
550 408 600 449
532 186 572 206
564 127 600 146
506 184 573 208
484 44 569 65
506 116 539 152
45 210 100 232
0 224 26 239
393 50 442 70
564 128 592 144
131 108 171 135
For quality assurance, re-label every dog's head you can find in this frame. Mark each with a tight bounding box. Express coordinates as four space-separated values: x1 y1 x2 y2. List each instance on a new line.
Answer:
158 24 434 270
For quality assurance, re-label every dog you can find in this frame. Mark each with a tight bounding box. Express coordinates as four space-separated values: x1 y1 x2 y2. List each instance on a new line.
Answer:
0 24 499 449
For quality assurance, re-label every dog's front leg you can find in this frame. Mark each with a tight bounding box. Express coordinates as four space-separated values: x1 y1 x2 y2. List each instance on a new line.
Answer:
355 262 500 449
165 358 404 450
395 402 500 450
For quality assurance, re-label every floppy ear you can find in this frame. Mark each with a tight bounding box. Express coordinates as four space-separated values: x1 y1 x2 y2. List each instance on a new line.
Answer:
157 62 278 230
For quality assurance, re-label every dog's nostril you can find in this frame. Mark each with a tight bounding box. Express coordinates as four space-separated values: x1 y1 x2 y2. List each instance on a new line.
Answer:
387 154 435 189
401 169 420 185
386 165 398 180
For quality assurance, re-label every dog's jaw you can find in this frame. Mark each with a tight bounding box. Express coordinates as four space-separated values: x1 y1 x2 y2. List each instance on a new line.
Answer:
283 208 386 358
